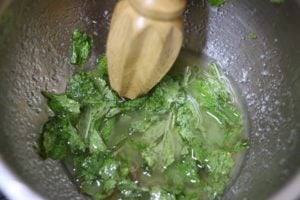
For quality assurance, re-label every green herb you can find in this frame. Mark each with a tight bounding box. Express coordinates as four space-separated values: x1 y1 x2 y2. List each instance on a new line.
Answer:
40 30 248 200
150 187 176 200
270 0 285 4
141 113 189 172
248 32 258 40
70 29 93 67
42 92 80 114
208 0 226 6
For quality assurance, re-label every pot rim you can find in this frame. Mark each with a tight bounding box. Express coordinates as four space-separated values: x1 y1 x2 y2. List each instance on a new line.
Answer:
0 157 299 200
0 159 43 200
0 0 299 199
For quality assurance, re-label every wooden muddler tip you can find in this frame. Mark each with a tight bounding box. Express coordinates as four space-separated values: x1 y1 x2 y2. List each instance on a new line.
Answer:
107 0 187 99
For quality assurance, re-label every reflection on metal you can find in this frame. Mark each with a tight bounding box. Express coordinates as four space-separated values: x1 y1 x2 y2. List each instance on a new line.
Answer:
0 159 43 200
270 172 300 200
0 0 299 199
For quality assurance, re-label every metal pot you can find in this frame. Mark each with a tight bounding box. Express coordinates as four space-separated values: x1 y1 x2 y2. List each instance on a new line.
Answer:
0 0 299 199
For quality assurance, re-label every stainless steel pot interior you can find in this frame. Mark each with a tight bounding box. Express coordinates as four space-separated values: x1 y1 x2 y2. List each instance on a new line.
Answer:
0 0 299 199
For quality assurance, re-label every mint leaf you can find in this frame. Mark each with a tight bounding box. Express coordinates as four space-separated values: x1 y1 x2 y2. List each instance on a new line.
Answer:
66 72 102 104
176 95 202 141
166 158 201 193
71 29 93 67
144 77 180 114
41 50 248 199
118 179 150 199
41 116 83 159
100 118 116 144
208 0 226 6
203 150 234 199
121 96 147 112
96 55 108 78
150 187 176 200
185 63 244 148
248 32 257 40
42 92 80 114
270 0 285 4
141 113 188 172
74 152 127 199
76 104 112 152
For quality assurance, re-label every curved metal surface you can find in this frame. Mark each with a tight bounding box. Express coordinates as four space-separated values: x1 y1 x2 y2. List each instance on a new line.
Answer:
0 0 299 200
0 159 43 200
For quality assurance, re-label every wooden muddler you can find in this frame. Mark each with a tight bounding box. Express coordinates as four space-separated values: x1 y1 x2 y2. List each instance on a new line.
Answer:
107 0 187 99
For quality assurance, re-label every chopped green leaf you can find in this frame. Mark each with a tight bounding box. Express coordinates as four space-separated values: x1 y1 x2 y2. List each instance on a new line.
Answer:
248 32 257 40
100 118 116 144
40 51 248 200
150 187 176 200
66 72 101 104
175 95 202 141
270 0 285 4
42 92 80 114
75 103 120 154
166 158 201 193
140 112 189 172
41 116 80 159
203 150 234 199
96 55 108 78
208 0 226 6
71 29 93 67
118 179 150 199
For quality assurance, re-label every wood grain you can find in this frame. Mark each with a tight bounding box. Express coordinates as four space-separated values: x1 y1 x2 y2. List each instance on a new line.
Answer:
107 0 186 99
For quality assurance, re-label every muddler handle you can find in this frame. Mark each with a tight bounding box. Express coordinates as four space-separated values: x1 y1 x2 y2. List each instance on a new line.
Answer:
107 0 187 99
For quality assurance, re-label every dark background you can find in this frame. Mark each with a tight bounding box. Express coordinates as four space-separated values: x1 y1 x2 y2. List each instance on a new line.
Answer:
0 192 7 200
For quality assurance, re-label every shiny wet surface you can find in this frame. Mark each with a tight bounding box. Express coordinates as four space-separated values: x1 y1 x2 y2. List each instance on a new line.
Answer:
0 0 299 199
